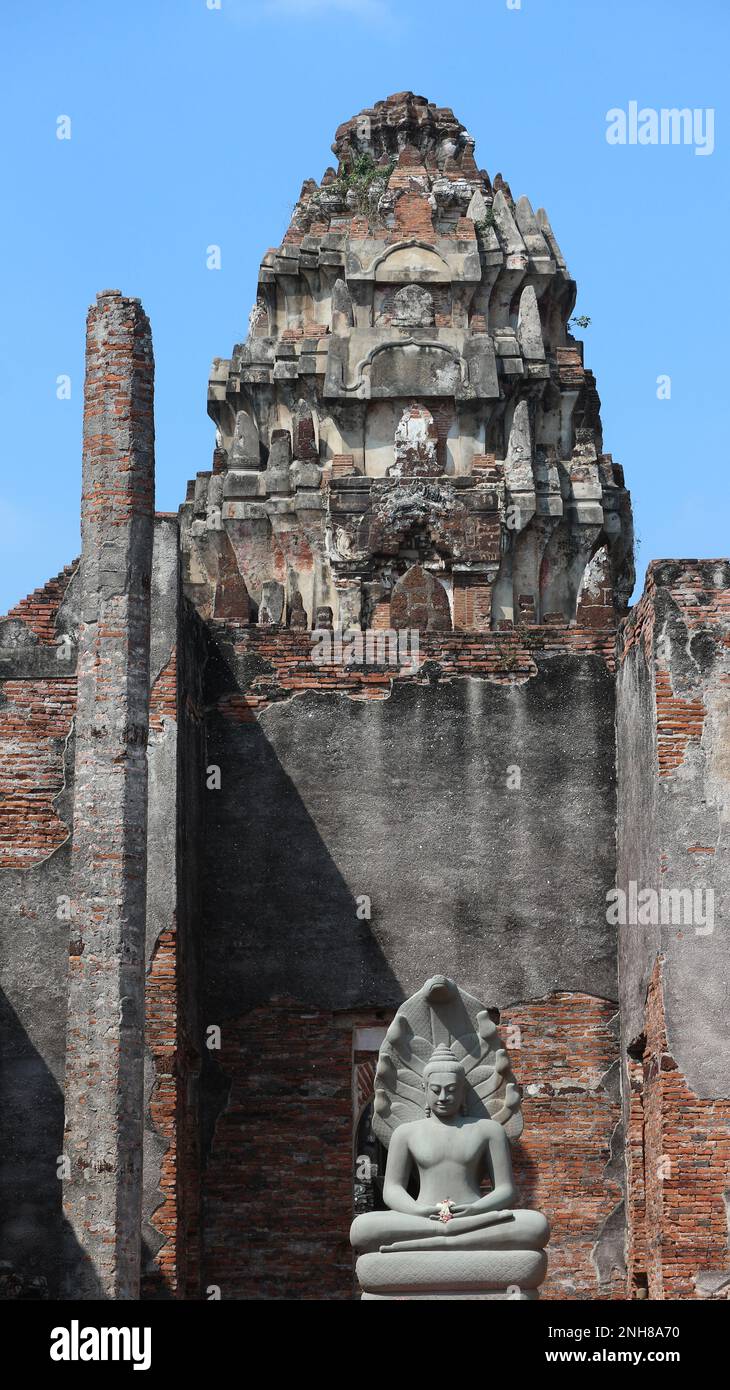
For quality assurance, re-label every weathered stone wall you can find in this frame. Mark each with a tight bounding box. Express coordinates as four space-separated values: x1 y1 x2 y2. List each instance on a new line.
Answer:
198 624 624 1299
617 560 730 1299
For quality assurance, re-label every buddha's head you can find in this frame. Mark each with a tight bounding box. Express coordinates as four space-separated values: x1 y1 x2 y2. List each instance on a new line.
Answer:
422 1043 467 1119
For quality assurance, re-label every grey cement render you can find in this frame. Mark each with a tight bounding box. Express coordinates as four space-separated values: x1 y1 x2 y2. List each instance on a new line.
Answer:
142 519 181 1282
0 844 73 1292
616 636 659 1050
202 653 618 1019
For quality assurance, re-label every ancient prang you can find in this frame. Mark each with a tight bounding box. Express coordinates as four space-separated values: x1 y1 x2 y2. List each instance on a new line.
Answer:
0 92 728 1302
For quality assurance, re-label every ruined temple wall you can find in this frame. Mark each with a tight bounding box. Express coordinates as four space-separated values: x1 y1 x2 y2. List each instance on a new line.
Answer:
617 560 730 1300
199 624 626 1299
0 569 78 1294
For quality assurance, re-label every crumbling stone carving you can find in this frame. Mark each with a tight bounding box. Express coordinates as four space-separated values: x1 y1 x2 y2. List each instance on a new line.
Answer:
392 284 434 328
391 403 439 479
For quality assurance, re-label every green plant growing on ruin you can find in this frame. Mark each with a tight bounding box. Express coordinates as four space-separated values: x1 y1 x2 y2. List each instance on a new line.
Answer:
333 152 396 218
569 314 592 330
475 210 496 234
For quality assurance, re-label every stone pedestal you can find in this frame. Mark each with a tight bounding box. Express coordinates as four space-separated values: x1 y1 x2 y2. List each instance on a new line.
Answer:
356 1248 547 1300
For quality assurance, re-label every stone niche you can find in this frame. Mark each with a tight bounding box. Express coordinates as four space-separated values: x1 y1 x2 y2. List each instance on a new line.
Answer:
390 564 451 632
372 243 452 284
391 403 439 479
369 342 462 397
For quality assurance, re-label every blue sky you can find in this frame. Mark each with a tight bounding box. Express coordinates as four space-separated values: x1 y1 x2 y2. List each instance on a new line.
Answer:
1 0 727 611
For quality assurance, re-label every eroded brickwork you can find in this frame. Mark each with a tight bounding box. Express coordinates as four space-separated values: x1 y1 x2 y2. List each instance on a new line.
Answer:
205 620 616 721
203 1004 356 1300
634 960 730 1300
619 559 730 777
1 563 77 644
626 1055 649 1296
0 677 76 867
502 996 625 1300
0 567 78 868
142 628 204 1300
145 924 179 1290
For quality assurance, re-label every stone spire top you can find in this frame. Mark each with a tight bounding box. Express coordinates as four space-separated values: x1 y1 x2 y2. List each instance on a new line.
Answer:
285 91 498 246
332 91 483 183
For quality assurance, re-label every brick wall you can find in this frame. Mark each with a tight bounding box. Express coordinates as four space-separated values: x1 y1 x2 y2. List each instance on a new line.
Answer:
0 676 76 867
144 924 179 1291
2 563 77 643
0 566 79 1291
203 1003 356 1300
626 1055 649 1296
503 995 625 1300
143 647 180 1296
620 559 730 779
0 567 78 868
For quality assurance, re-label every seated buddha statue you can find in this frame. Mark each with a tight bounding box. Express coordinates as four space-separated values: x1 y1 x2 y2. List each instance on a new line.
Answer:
350 976 550 1299
351 1042 549 1255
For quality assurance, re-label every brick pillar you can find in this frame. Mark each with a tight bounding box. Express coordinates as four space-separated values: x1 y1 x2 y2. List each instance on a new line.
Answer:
62 291 155 1298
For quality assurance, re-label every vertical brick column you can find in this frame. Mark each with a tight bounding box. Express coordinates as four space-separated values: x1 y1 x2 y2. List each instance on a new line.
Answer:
62 291 155 1298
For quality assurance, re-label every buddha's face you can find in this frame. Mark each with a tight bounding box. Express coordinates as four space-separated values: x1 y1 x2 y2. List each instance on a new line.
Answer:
424 1069 465 1119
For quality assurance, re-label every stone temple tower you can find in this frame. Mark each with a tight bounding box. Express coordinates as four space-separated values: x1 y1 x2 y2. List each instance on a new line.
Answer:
1 94 728 1304
181 90 634 635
